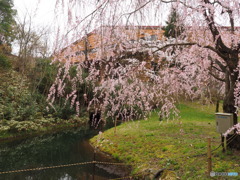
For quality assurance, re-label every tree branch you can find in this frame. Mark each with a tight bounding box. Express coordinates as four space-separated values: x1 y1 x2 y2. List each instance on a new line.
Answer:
211 58 226 72
213 0 234 34
212 65 223 72
152 42 227 60
209 71 225 82
65 0 110 36
202 0 231 54
152 42 196 53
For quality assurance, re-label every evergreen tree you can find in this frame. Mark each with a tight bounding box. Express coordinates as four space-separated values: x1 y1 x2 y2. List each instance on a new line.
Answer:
0 0 16 46
162 8 184 38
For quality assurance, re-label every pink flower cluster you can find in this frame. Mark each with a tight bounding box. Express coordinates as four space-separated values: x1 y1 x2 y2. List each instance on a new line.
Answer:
223 123 240 137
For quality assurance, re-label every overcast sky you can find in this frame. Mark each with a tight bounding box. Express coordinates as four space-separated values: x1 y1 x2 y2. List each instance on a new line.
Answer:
13 0 65 53
13 0 98 51
12 0 171 53
13 0 170 33
14 0 57 28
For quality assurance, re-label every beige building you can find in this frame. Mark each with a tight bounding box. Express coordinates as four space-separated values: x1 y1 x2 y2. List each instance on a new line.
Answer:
56 26 165 63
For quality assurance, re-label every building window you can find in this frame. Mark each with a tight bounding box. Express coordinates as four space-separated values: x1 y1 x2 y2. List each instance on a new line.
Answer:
150 35 158 41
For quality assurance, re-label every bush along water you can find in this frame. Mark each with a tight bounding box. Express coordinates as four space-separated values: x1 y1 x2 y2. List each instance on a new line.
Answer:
0 59 89 139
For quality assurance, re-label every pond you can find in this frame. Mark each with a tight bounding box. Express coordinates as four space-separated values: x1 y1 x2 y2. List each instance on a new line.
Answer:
0 128 130 180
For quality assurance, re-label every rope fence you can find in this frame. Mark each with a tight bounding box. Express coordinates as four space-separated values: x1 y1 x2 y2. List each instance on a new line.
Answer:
110 173 151 180
0 161 130 175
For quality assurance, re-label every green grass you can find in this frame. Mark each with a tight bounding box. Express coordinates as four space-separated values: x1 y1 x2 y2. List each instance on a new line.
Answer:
90 101 240 179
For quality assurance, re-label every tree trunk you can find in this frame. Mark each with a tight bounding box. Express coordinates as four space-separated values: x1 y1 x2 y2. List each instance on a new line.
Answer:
215 100 219 113
223 68 240 149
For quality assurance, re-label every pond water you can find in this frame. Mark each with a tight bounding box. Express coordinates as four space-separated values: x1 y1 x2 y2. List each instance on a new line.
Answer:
0 128 130 180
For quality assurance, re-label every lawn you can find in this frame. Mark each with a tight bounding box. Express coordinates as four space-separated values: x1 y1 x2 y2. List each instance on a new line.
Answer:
90 101 240 179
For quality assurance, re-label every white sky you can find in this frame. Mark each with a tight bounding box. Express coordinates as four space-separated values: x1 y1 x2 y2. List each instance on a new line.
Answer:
13 0 99 52
12 0 171 53
13 0 171 33
14 0 57 28
13 0 237 39
13 0 66 54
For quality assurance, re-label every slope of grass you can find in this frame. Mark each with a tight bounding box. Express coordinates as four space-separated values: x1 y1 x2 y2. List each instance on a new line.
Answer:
90 102 240 179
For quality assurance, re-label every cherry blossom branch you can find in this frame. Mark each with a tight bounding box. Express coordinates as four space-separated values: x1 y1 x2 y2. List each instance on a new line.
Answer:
126 0 152 18
208 71 225 82
65 0 110 36
152 42 196 53
202 0 231 55
210 58 226 72
212 0 235 34
211 64 224 73
151 42 227 60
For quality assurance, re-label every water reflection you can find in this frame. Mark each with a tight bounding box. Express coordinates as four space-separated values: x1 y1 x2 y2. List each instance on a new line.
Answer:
0 128 130 179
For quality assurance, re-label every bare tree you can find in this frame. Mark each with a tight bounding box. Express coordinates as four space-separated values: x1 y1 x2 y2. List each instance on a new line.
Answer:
14 14 50 73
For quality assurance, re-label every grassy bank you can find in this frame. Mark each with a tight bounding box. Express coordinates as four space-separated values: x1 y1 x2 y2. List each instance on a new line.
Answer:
90 102 240 179
0 116 89 143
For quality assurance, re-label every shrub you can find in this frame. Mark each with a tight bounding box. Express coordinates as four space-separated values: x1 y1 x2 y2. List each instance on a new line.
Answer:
0 53 11 69
29 58 58 95
7 120 41 133
52 100 76 120
1 87 41 122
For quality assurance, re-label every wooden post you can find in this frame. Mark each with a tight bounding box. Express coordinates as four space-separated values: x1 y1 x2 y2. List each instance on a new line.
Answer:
224 136 227 152
221 134 227 152
207 138 212 175
221 135 225 152
114 118 117 135
215 100 219 112
93 150 96 180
